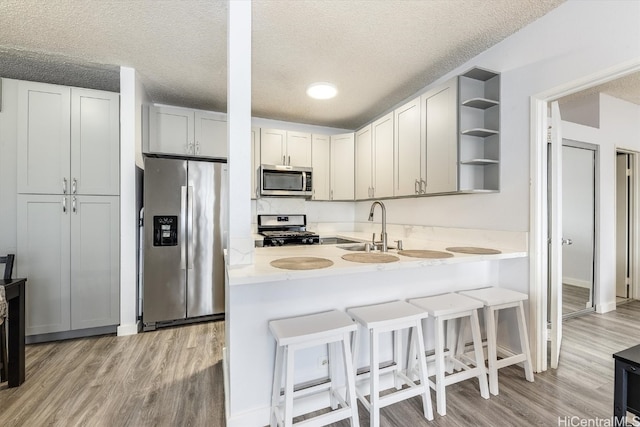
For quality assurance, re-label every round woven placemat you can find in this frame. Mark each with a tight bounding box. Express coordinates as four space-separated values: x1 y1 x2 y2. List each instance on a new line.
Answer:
270 257 334 270
398 250 454 259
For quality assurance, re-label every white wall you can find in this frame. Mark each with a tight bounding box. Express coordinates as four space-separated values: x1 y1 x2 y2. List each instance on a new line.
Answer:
0 78 18 262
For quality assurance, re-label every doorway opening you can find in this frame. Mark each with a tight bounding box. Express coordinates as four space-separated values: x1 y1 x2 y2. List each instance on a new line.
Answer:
616 150 636 305
560 141 597 319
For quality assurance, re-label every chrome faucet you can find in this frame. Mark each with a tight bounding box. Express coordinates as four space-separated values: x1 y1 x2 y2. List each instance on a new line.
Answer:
368 200 388 252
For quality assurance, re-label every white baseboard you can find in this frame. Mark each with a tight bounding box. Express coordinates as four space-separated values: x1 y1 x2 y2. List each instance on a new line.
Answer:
596 301 617 314
562 277 591 289
116 321 140 336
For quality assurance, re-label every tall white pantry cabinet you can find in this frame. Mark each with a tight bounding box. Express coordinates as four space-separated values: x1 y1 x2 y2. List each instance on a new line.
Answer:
16 81 120 336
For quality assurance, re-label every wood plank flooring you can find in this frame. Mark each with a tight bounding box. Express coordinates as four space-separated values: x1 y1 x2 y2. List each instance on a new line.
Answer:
2 303 640 426
563 283 592 315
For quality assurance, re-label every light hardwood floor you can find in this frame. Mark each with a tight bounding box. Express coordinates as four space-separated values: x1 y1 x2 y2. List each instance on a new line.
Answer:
2 302 640 426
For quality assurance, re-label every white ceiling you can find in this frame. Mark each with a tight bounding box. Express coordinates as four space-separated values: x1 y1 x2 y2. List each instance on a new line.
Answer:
0 0 588 129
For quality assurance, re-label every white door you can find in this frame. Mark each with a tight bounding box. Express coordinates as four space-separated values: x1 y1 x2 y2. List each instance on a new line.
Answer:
372 112 394 198
286 131 312 167
394 96 422 196
330 133 355 201
311 134 331 200
71 88 120 196
548 101 563 369
260 128 286 165
71 195 120 329
195 111 227 158
355 125 372 200
17 81 71 195
149 105 194 156
17 194 71 335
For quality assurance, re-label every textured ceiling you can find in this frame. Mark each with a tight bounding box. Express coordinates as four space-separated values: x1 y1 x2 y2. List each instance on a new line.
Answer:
0 0 572 129
558 72 640 107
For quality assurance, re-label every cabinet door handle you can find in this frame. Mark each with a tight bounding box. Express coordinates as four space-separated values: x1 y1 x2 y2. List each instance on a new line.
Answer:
420 179 426 194
282 155 286 165
195 142 200 155
287 155 291 165
72 178 77 195
63 178 67 194
415 179 419 194
330 189 334 200
62 196 67 213
72 196 77 213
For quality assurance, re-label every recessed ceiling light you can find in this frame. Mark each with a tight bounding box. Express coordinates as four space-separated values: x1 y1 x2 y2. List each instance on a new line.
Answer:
306 82 338 100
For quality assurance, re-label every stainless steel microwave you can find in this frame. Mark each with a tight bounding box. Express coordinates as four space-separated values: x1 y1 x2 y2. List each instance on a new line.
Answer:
259 164 313 197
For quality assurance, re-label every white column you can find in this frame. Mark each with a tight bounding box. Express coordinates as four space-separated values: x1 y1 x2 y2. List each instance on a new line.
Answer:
118 66 139 335
227 0 254 266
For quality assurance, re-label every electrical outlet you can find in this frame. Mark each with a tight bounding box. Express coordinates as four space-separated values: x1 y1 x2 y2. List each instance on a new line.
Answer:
317 356 329 368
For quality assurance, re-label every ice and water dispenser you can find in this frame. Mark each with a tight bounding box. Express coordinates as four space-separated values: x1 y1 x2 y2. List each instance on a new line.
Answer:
153 216 178 246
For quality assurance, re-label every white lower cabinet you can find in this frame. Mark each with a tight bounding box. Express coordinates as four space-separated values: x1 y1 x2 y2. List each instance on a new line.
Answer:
18 194 120 335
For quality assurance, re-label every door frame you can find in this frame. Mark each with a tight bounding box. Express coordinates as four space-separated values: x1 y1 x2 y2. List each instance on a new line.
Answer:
529 59 640 373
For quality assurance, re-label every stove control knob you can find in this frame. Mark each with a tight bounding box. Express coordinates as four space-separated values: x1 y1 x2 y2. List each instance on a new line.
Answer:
302 238 308 244
277 238 285 246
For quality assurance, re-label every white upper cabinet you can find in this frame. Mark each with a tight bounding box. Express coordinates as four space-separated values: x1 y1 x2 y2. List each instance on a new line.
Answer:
148 105 195 156
147 105 227 159
17 82 119 196
311 134 331 200
260 128 286 165
394 96 422 196
194 110 227 158
17 82 71 195
355 125 373 200
260 128 312 167
355 112 394 200
421 78 458 194
71 89 120 196
330 133 355 201
372 112 394 198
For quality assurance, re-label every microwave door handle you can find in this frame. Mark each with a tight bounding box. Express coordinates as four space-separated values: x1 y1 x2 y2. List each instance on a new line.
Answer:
180 186 187 270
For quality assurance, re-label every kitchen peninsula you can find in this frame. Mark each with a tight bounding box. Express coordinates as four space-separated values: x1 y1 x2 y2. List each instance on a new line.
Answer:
224 225 528 427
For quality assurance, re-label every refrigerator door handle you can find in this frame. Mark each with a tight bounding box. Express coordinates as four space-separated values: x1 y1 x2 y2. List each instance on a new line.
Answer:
187 185 195 270
180 185 187 270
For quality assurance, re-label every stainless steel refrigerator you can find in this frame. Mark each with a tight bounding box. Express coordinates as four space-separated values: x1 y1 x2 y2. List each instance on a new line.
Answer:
143 157 226 330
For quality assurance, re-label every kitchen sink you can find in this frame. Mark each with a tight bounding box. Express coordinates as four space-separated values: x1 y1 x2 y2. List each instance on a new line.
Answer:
338 243 396 251
320 237 361 245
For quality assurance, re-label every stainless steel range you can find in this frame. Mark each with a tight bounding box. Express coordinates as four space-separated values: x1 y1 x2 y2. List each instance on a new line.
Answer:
258 214 320 246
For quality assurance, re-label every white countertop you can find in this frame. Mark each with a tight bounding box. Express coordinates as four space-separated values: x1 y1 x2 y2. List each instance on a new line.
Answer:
228 231 527 286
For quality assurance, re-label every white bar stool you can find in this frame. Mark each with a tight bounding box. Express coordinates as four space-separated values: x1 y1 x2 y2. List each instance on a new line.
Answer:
269 310 360 427
459 287 534 395
408 293 489 416
347 300 433 427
